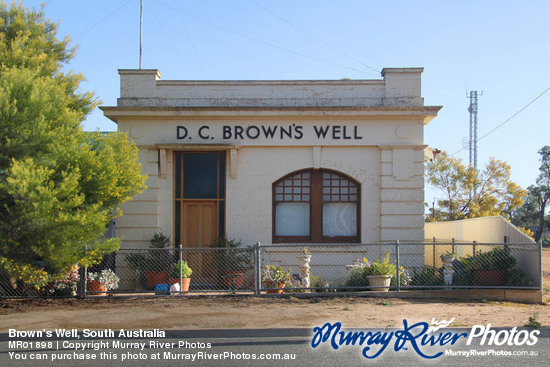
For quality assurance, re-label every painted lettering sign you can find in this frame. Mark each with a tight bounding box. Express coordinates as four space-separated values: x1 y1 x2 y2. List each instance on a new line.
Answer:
176 124 363 141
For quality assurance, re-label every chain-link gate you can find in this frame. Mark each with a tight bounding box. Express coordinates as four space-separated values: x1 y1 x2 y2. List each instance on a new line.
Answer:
85 246 256 295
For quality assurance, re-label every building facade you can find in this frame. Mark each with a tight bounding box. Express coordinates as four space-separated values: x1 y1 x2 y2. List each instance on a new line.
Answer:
101 68 440 267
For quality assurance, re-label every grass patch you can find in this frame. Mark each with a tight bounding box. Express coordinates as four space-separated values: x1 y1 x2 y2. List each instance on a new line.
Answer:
525 314 542 328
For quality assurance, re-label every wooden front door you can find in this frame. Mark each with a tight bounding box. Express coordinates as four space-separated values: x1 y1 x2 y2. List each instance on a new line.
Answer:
174 151 226 288
181 201 218 284
181 201 218 248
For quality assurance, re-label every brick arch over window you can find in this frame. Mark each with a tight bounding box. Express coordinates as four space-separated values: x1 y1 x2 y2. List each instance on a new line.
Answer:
272 169 360 243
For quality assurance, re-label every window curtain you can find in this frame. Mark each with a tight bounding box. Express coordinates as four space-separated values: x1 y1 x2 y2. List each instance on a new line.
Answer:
322 203 357 237
276 203 310 236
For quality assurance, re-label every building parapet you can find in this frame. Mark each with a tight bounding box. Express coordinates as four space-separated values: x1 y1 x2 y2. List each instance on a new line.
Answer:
117 68 426 109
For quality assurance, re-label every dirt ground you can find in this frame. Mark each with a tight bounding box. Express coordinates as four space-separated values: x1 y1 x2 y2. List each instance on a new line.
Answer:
1 250 549 331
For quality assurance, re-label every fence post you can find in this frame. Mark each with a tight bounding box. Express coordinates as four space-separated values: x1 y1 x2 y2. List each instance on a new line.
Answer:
179 244 183 296
451 238 455 255
432 237 436 268
539 240 543 290
254 242 261 295
77 245 87 299
77 265 86 299
473 241 477 257
395 240 400 292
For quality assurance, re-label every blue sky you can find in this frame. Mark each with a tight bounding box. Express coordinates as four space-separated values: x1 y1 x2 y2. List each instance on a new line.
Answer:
21 0 550 205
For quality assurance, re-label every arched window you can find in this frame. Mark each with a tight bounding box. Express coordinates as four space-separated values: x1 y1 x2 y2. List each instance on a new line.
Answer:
273 169 360 243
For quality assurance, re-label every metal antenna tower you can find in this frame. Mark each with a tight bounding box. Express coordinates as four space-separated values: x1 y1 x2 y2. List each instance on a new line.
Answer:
467 90 482 171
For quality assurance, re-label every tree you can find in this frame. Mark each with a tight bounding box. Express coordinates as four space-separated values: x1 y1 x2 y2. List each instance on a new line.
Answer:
0 2 146 285
426 151 472 220
532 146 550 242
512 146 550 242
510 186 541 227
426 151 526 221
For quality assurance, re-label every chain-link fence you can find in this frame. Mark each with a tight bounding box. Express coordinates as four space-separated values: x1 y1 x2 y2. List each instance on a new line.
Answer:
0 241 542 298
104 246 256 295
258 242 541 293
0 265 82 299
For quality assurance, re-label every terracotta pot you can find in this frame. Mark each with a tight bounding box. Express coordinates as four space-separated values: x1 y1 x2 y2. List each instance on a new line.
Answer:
146 271 168 289
88 280 107 296
366 275 392 291
265 282 286 294
474 269 506 286
224 271 246 288
169 278 190 293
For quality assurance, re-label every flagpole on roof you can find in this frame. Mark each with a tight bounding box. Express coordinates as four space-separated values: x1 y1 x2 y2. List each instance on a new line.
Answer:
139 0 143 69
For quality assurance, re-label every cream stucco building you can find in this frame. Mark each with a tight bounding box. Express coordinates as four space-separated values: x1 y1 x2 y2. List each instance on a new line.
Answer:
101 68 441 269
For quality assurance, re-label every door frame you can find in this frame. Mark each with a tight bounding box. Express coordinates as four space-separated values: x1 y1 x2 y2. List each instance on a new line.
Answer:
173 150 226 248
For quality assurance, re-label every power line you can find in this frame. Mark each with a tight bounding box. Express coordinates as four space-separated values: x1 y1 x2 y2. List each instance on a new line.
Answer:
154 0 377 77
74 0 134 40
452 86 550 156
477 87 550 142
173 0 207 78
149 1 190 70
253 0 380 75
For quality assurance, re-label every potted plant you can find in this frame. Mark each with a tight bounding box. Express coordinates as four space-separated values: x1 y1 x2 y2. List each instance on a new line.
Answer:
87 269 119 295
262 265 292 293
363 252 396 291
310 273 322 292
47 266 80 297
465 247 516 286
210 237 251 288
145 232 172 289
344 260 369 291
297 247 312 263
125 253 148 291
310 273 335 293
169 260 192 293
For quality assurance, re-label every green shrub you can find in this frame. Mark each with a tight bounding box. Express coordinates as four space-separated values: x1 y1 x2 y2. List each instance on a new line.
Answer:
210 237 252 271
391 267 412 287
170 260 192 279
409 267 444 287
344 265 369 290
148 232 172 272
309 273 321 288
262 265 293 288
364 252 396 276
506 268 533 287
466 247 516 271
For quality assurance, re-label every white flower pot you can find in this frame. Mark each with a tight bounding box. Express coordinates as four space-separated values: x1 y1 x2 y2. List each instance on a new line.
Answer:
366 275 392 291
441 254 456 263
